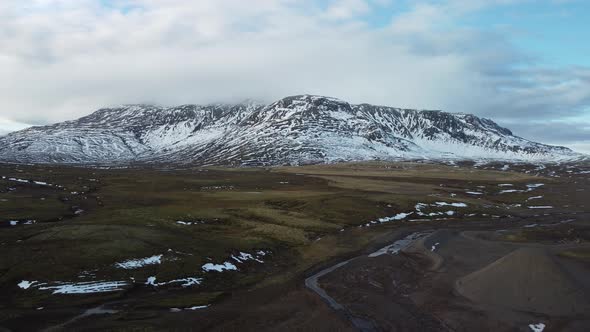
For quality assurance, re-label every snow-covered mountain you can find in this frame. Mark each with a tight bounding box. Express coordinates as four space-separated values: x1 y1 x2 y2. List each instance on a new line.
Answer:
0 95 580 165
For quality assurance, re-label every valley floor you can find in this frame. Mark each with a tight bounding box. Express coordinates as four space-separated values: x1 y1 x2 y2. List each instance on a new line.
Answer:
0 161 588 331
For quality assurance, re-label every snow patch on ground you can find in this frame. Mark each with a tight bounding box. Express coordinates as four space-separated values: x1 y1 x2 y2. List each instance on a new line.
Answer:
200 185 234 191
2 176 62 188
170 305 210 312
231 251 264 263
7 220 36 226
168 277 202 287
176 220 205 225
115 255 162 269
202 262 238 272
378 212 413 223
434 202 467 207
146 276 203 288
201 250 270 273
38 281 129 294
526 184 545 192
18 280 37 289
499 189 525 194
529 323 546 332
431 242 440 252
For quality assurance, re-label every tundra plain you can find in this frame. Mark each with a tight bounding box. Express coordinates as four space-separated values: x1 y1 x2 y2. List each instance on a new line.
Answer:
0 161 588 331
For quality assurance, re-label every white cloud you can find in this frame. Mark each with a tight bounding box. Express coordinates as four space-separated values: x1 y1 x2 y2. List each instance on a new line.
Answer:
0 118 31 136
0 0 588 150
325 0 371 20
566 142 590 155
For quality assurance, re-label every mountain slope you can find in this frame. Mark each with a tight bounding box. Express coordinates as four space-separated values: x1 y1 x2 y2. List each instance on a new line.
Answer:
0 95 579 165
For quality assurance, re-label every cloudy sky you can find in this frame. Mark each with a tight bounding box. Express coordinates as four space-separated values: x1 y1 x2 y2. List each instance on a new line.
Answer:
1 0 589 152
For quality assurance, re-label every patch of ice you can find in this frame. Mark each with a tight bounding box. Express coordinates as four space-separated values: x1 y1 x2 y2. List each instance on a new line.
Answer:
527 196 543 201
202 262 237 272
498 184 513 187
9 220 18 226
528 206 553 209
115 255 162 269
466 191 483 195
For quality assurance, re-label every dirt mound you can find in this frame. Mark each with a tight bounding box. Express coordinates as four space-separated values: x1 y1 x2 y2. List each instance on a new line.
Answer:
455 248 590 315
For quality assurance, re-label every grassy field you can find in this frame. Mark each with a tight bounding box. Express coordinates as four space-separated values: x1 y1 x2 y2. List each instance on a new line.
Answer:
0 161 587 330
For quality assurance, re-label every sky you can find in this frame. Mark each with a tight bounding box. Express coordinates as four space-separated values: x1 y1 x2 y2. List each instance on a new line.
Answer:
0 0 589 152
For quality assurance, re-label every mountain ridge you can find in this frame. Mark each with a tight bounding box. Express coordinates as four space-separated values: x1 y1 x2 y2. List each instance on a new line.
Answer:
0 95 581 165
